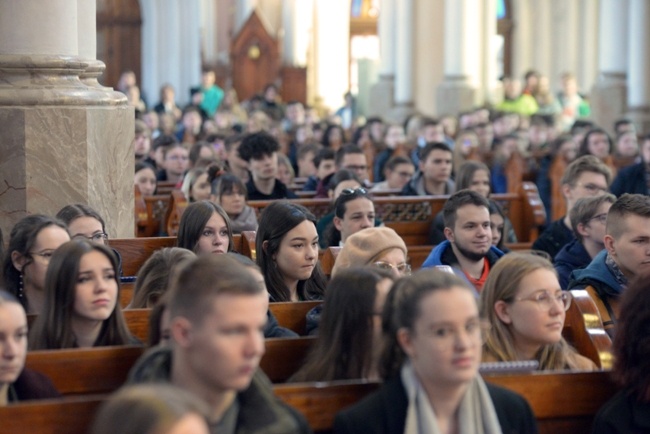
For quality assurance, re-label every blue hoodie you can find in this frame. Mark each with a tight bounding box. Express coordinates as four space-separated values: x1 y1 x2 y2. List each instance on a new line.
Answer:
421 241 505 291
567 250 622 297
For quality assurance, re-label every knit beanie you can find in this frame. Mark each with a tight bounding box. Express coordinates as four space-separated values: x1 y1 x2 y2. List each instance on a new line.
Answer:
332 227 407 277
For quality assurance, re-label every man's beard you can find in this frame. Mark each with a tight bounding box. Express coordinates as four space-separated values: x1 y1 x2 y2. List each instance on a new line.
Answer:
454 240 489 262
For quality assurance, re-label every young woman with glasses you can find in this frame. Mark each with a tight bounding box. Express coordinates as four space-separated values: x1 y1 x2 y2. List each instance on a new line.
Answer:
2 215 70 314
56 204 126 277
479 252 597 371
332 227 410 278
334 269 538 433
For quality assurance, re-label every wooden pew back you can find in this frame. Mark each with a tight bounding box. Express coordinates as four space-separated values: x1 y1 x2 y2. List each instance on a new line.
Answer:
1 371 617 434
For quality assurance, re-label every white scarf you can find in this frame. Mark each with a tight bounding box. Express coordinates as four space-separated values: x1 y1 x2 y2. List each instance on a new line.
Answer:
401 362 502 434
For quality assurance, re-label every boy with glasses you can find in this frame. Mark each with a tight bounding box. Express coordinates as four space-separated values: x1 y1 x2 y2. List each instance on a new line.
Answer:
569 194 650 336
554 194 616 288
532 155 611 259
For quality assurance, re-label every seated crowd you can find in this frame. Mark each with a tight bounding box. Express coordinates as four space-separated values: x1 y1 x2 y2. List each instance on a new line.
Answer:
2 71 650 433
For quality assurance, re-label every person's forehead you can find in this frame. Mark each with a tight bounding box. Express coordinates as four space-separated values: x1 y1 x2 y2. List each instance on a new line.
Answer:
575 171 607 185
343 153 366 163
455 204 489 221
615 215 650 239
426 149 451 161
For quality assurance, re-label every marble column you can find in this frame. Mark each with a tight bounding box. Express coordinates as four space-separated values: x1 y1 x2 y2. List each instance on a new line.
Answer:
313 0 350 112
436 0 481 115
141 0 201 107
200 0 219 65
389 0 415 122
282 0 313 66
481 0 500 106
0 0 133 238
591 0 628 135
368 0 395 117
626 0 650 132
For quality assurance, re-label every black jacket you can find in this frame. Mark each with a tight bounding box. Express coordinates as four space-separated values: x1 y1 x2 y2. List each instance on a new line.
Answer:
610 162 648 197
333 375 538 434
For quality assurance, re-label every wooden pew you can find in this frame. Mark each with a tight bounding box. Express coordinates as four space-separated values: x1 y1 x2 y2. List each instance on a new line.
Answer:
111 234 245 278
268 301 322 335
261 336 316 383
0 371 617 434
562 290 613 369
120 300 322 343
136 194 172 237
25 346 145 396
249 182 546 245
110 236 177 277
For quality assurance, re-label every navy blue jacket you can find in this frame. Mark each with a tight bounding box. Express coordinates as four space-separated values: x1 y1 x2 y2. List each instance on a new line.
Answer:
554 239 594 289
610 162 648 196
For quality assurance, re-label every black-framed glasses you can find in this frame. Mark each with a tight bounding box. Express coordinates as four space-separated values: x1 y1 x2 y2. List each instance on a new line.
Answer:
340 187 368 196
73 232 109 243
588 213 607 225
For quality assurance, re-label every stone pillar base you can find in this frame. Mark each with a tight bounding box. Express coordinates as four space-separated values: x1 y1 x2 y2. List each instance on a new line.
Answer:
436 76 478 117
0 55 134 238
590 72 627 136
625 106 650 135
388 103 417 125
368 75 395 118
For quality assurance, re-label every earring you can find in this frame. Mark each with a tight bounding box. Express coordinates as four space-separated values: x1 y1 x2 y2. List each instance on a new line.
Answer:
18 272 24 299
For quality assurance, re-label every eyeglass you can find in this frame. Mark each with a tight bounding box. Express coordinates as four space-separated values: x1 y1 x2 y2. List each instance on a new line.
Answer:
73 232 109 243
167 155 189 161
395 171 414 178
512 290 572 311
28 250 55 263
373 261 411 275
340 187 368 196
588 213 607 224
575 183 608 194
344 165 368 172
426 319 491 349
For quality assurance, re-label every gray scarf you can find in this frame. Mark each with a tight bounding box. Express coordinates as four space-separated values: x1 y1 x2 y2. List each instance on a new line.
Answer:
401 362 502 434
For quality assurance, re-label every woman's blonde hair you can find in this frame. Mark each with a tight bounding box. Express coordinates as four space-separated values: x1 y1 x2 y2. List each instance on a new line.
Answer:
479 252 581 370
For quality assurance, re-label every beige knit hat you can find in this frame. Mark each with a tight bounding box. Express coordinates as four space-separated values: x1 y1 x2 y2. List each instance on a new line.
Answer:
331 227 407 277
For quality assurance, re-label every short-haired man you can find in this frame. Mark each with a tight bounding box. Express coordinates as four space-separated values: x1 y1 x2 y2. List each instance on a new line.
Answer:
302 147 335 192
554 194 616 289
411 117 446 165
335 144 369 185
569 194 650 336
128 255 310 433
401 142 455 196
371 155 415 192
422 190 503 292
238 132 298 200
532 155 611 259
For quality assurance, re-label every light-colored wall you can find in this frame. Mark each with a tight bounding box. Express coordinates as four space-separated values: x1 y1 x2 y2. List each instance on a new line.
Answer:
414 0 445 116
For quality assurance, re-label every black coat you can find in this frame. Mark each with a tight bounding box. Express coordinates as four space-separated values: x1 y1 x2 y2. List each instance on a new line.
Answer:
610 162 648 197
333 375 538 434
592 389 650 434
